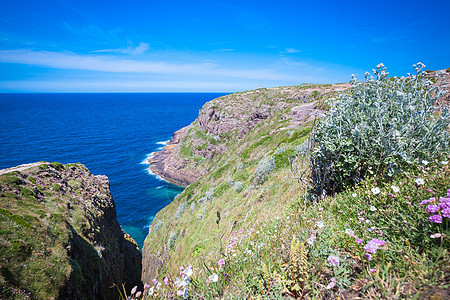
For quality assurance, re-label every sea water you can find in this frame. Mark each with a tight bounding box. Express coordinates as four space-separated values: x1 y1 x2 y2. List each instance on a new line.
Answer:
0 93 227 249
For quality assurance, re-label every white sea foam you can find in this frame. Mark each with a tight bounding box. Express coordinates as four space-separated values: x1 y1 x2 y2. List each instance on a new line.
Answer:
146 167 166 182
156 139 170 145
143 216 155 230
140 152 155 165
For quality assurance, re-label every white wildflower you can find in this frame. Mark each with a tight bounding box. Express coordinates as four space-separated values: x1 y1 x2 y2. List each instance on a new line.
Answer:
415 178 425 185
183 266 193 277
345 229 355 238
371 187 381 195
422 160 429 165
307 234 316 246
209 273 219 283
391 185 400 193
316 221 325 228
352 193 357 198
369 206 377 212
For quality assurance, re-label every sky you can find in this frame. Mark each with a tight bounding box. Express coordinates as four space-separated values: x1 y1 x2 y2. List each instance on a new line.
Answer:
0 0 449 92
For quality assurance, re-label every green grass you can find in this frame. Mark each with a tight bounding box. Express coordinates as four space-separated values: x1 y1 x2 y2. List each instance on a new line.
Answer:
139 79 449 299
241 136 271 159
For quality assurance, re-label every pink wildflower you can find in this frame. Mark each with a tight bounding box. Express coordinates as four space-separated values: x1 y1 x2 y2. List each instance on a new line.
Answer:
218 259 225 266
442 208 450 218
326 277 336 289
131 286 137 295
429 214 442 223
420 197 435 206
363 238 386 254
327 255 340 266
426 205 440 214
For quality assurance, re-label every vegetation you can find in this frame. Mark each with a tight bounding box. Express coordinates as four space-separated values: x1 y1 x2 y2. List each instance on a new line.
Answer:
138 64 449 299
0 162 139 299
311 63 449 197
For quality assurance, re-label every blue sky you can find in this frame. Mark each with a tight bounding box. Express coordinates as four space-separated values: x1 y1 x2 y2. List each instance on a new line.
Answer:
0 0 449 92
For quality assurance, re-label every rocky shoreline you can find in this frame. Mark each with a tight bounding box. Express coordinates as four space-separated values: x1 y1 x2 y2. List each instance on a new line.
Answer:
147 84 350 188
148 126 205 187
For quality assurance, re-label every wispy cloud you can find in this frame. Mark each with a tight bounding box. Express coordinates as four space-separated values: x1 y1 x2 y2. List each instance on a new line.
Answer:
284 48 301 53
213 49 235 52
0 49 307 82
92 42 150 55
0 79 253 92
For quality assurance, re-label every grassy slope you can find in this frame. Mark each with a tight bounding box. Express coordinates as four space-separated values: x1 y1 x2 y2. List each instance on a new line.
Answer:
142 84 449 299
174 84 339 178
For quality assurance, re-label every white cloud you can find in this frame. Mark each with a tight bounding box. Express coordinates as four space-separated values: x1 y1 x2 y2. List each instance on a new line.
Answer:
213 49 235 52
0 49 353 92
92 42 150 55
284 48 301 53
0 49 307 81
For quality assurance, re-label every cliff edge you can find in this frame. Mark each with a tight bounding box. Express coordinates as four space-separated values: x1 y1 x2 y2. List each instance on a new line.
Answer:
0 162 142 299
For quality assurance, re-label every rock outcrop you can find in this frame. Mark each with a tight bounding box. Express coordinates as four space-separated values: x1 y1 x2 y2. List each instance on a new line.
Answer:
148 84 350 187
0 162 142 299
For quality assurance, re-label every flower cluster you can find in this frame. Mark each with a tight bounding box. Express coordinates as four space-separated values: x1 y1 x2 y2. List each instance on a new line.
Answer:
327 255 340 266
12 288 32 298
419 189 450 223
174 266 193 298
363 238 386 261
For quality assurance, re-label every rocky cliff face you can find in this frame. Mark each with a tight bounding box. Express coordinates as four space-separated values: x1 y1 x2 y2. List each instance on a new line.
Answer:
148 84 350 187
0 162 142 299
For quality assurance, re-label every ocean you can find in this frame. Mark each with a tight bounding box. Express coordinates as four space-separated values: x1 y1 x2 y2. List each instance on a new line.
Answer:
0 93 227 249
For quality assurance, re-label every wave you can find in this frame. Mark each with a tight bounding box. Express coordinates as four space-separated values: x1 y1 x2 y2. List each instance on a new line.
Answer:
140 152 155 165
156 139 170 146
143 215 155 230
146 167 166 182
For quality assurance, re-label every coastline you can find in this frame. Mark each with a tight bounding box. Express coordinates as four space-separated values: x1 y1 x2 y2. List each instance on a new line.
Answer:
145 125 203 188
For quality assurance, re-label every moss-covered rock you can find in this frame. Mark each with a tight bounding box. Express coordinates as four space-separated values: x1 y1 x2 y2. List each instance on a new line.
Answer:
0 162 142 299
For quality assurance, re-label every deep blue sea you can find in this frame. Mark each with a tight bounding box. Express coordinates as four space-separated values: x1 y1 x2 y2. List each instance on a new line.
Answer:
0 93 227 249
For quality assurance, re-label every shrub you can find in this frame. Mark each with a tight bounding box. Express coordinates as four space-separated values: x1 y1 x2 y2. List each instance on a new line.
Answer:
233 181 244 193
51 162 64 171
167 232 177 250
254 156 276 185
153 220 164 233
197 188 214 204
311 63 450 196
175 202 188 220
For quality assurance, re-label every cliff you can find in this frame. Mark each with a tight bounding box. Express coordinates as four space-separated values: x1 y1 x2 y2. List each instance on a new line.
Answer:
142 83 349 281
141 68 450 299
148 83 349 187
0 162 142 299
